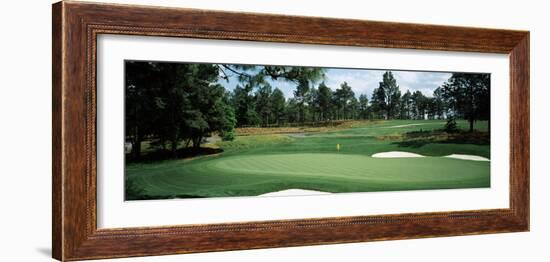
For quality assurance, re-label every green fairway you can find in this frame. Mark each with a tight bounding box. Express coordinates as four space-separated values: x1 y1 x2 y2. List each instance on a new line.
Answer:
125 120 490 200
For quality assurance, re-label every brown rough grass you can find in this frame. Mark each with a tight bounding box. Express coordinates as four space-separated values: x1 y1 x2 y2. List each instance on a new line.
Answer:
235 120 368 136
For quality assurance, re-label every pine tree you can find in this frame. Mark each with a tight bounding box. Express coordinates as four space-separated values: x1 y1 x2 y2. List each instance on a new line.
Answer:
270 88 286 125
440 73 490 132
317 82 333 121
379 71 401 119
358 94 369 119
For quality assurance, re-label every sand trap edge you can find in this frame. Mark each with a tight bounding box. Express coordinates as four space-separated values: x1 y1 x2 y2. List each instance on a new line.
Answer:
444 154 490 161
371 151 425 158
258 189 330 197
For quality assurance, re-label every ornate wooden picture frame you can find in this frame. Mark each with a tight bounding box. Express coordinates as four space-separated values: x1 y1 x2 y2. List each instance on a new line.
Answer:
52 1 529 261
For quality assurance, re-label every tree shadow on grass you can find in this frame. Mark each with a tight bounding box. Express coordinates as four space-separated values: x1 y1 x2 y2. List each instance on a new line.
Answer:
393 139 432 148
392 130 490 148
125 178 208 201
126 147 223 164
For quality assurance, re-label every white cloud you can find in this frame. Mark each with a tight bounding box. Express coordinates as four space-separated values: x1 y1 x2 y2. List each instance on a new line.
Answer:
324 69 451 98
393 71 451 97
324 69 381 97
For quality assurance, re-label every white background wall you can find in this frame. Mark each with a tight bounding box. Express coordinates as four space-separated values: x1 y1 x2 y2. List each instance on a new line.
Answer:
0 0 547 261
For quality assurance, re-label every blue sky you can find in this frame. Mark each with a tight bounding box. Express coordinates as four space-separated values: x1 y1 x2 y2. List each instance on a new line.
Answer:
217 66 452 99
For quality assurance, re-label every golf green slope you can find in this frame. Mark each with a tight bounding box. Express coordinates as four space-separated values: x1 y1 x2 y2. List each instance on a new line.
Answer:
126 153 489 199
125 120 490 200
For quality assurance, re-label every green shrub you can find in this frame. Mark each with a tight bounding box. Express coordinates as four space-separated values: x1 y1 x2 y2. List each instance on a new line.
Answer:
221 130 236 141
444 117 459 133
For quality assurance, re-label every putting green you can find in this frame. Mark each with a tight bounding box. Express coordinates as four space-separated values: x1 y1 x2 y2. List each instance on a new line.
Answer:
127 153 490 199
126 120 491 200
209 154 475 180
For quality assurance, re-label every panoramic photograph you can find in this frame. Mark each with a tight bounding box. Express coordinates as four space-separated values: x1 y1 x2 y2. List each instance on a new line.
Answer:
124 61 491 200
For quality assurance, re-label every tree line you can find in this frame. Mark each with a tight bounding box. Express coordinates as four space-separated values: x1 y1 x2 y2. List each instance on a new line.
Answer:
231 71 489 130
126 61 490 158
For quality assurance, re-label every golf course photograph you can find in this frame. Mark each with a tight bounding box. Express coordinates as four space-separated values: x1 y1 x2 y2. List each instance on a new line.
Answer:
124 61 491 200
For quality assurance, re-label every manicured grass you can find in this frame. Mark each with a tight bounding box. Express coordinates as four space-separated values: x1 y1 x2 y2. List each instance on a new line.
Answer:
126 120 490 200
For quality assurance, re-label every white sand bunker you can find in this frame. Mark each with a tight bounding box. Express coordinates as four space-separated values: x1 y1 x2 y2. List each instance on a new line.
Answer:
372 151 490 161
372 151 425 158
444 154 490 161
259 189 330 197
386 123 424 128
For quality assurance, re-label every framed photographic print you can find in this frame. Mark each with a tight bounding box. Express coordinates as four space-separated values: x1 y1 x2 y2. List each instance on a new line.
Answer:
52 1 529 261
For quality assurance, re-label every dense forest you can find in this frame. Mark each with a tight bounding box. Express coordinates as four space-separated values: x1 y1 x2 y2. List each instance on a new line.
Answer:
125 61 490 158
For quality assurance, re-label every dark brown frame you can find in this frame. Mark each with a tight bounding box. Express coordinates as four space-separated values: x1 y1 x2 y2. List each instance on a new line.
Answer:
52 1 530 261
